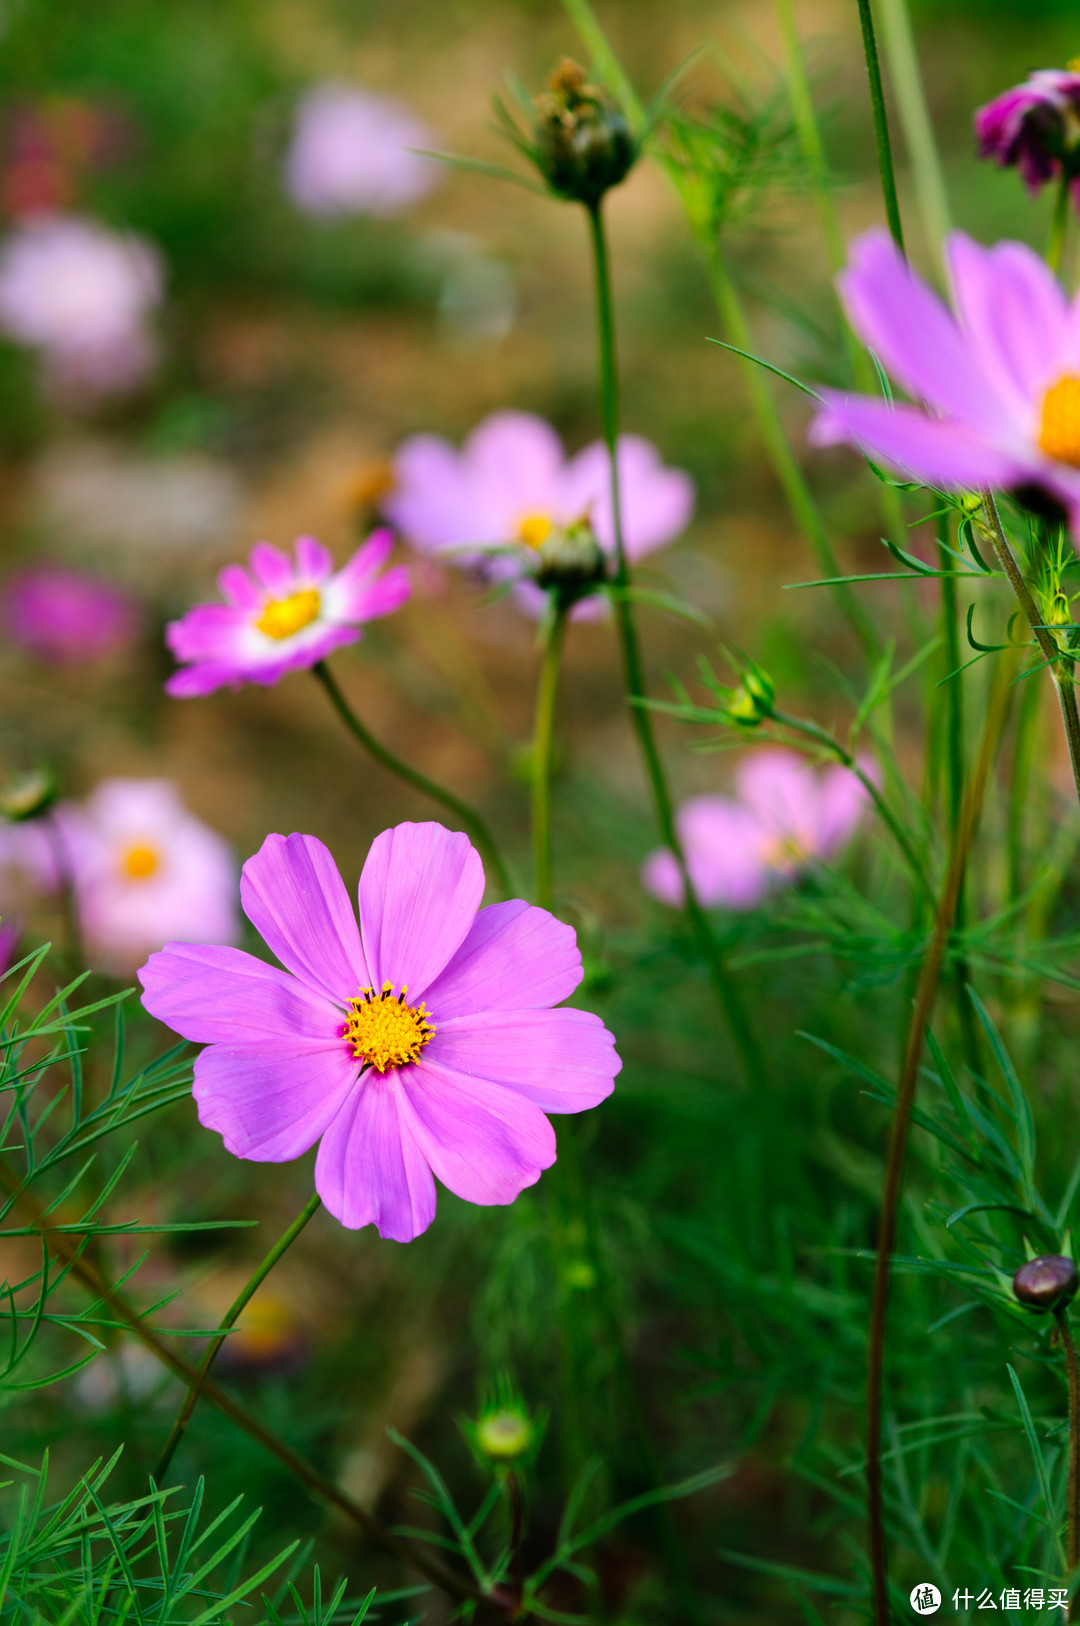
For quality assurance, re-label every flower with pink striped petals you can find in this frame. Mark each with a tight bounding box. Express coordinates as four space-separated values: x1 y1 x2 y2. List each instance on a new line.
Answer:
165 531 409 697
138 822 620 1241
385 410 694 618
809 228 1080 533
642 750 870 911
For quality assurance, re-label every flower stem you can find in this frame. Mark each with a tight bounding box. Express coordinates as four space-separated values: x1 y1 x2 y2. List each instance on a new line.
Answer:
865 653 1014 1626
1055 1305 1080 1580
874 0 950 258
584 198 763 1085
532 604 568 912
154 1191 322 1481
854 0 905 251
313 659 512 899
1049 171 1072 276
979 490 1080 810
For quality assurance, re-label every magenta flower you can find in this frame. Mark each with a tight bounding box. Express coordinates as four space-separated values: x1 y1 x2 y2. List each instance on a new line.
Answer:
975 70 1080 199
58 779 240 974
0 215 162 396
165 531 409 698
138 822 619 1240
2 566 139 663
809 228 1080 532
642 750 870 911
285 84 438 218
385 410 694 617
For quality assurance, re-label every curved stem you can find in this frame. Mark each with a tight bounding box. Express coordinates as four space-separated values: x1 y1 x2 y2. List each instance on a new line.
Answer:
532 605 568 912
979 490 1080 809
855 0 905 251
154 1192 322 1481
313 660 512 900
1055 1306 1080 1584
586 198 763 1086
865 654 1014 1626
1049 171 1072 276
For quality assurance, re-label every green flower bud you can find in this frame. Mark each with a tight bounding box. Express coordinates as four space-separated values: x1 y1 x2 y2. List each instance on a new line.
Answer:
530 516 607 604
532 59 635 207
0 768 57 823
475 1406 535 1461
725 659 775 728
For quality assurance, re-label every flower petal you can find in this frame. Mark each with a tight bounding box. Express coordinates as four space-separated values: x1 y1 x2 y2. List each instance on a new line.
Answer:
946 233 1072 415
358 821 484 998
837 228 1015 432
194 1038 358 1162
398 1054 555 1205
138 941 341 1044
429 1008 619 1113
314 1073 436 1239
241 832 366 1004
294 534 333 581
422 899 582 1018
248 543 295 594
810 393 1024 490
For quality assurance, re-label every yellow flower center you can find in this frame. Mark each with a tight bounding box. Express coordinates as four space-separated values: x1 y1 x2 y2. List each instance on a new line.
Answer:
255 588 322 641
1038 375 1080 469
344 982 435 1073
121 843 159 881
761 833 806 873
517 512 554 549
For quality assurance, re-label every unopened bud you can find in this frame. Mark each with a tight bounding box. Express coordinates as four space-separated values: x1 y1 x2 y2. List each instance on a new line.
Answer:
475 1406 534 1461
0 768 57 822
531 517 607 604
1013 1254 1079 1311
726 661 774 728
532 59 635 207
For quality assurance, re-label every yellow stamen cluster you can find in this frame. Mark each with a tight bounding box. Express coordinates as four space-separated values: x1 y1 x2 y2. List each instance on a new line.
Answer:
121 843 159 881
1038 375 1080 469
761 834 806 874
517 512 554 549
344 982 435 1072
255 588 322 641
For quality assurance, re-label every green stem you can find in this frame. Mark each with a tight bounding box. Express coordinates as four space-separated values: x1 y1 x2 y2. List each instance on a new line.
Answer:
585 199 763 1086
874 0 950 258
532 604 568 912
1057 1306 1080 1584
854 0 905 251
1049 170 1072 276
313 660 512 899
155 1192 322 1480
44 813 85 976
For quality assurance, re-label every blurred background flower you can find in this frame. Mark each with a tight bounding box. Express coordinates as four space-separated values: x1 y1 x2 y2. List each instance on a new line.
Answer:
1 565 139 663
285 83 439 218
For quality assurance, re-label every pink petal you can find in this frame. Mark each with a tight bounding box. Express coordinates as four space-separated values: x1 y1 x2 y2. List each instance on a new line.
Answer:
737 750 811 836
946 233 1072 417
641 846 685 907
165 604 249 662
810 393 1024 490
248 543 295 594
241 832 366 1004
332 563 410 624
294 534 333 581
561 437 694 560
314 1073 436 1239
334 528 395 586
422 899 582 1018
358 821 484 998
837 228 1014 433
216 564 260 610
814 763 870 857
399 1054 555 1205
385 434 479 552
138 941 340 1043
429 1008 619 1113
677 797 773 910
464 411 565 534
194 1038 359 1162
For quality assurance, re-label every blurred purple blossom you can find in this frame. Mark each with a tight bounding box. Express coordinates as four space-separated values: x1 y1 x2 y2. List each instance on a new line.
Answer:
285 84 438 218
164 531 410 698
0 214 162 397
57 779 240 974
0 919 21 976
975 70 1080 198
139 822 620 1240
642 750 871 911
386 410 694 617
2 566 139 663
810 228 1080 533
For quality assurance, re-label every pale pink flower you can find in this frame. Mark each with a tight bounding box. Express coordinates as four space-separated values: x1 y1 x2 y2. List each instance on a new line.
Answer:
285 84 438 218
642 750 871 910
0 214 162 396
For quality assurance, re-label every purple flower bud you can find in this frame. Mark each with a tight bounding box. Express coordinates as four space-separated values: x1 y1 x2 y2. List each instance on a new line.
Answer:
975 69 1080 198
1013 1254 1080 1311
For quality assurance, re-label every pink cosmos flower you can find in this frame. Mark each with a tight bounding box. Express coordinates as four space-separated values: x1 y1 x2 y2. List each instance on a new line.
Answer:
642 750 870 911
2 566 139 663
809 228 1080 533
0 920 21 977
0 215 162 395
385 410 695 617
138 821 620 1241
975 70 1080 200
285 84 438 218
58 779 240 974
165 531 409 698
